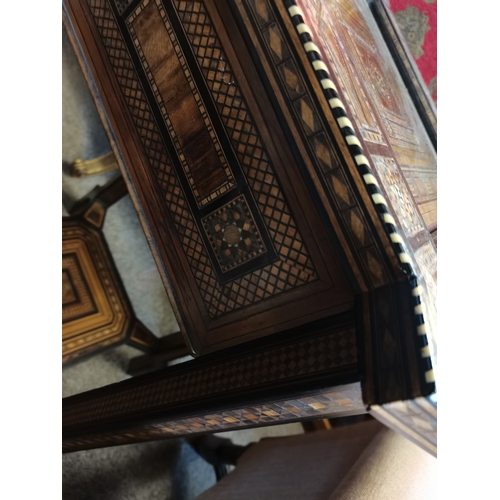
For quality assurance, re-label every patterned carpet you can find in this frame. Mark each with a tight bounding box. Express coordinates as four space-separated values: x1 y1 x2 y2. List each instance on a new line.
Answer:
390 0 437 104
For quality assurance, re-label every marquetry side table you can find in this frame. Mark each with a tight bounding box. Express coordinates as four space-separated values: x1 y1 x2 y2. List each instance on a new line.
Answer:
62 0 437 457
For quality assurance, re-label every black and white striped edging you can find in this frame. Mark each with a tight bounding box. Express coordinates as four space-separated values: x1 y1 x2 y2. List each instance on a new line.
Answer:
284 1 434 385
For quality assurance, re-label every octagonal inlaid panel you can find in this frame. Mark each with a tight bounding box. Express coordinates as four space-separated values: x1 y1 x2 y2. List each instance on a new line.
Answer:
62 219 132 363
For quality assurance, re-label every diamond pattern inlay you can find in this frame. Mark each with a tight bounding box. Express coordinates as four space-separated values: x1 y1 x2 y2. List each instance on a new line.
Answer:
300 99 315 132
350 210 365 246
87 0 317 319
241 0 397 291
366 250 384 284
172 0 318 296
202 195 267 273
314 137 333 171
269 26 282 60
284 65 300 93
332 172 351 206
255 0 268 22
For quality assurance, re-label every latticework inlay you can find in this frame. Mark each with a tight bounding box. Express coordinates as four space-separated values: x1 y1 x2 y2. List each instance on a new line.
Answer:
86 0 318 318
173 0 317 279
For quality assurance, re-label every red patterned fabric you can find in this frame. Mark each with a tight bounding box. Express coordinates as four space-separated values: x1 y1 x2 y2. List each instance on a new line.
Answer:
389 0 437 104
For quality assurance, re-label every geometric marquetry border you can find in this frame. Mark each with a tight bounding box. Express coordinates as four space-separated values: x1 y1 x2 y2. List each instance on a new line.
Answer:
238 0 392 292
62 221 132 362
370 395 437 457
284 0 434 387
63 383 366 452
63 325 358 426
84 0 318 320
127 0 236 209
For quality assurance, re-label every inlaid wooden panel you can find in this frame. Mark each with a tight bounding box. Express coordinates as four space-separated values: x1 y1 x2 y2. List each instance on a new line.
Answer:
229 0 436 397
234 0 401 293
64 325 358 427
294 0 437 238
63 312 361 452
62 219 132 363
66 0 355 354
276 0 437 386
371 155 426 240
129 0 235 207
63 0 438 453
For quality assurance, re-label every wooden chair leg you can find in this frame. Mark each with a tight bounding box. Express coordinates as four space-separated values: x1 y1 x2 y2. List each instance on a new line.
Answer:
302 413 373 433
126 319 161 353
66 173 128 228
188 435 251 480
127 331 190 376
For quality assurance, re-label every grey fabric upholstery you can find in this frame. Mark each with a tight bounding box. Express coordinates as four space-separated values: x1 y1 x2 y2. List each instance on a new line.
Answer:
197 419 436 500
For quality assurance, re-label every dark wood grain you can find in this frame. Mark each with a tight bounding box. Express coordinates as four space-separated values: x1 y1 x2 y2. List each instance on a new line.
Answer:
131 0 233 204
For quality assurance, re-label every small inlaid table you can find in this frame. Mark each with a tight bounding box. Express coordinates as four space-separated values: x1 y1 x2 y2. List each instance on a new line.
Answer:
62 0 437 456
